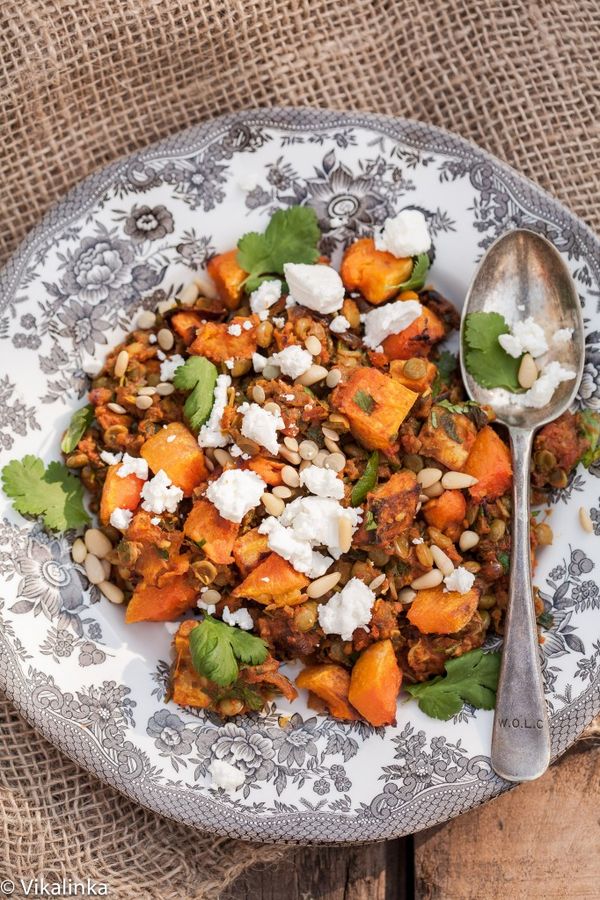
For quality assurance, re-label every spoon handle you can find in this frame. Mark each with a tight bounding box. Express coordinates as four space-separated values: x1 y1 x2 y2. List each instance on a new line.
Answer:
491 426 551 781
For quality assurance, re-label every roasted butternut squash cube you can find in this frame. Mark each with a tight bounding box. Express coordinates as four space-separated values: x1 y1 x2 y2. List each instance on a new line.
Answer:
171 621 213 708
340 238 413 304
423 490 467 532
296 664 358 720
417 407 477 470
382 306 446 360
354 471 419 552
140 422 208 495
245 456 285 486
232 552 308 606
99 464 144 525
207 250 247 310
170 310 205 345
184 498 239 564
390 358 437 394
407 585 479 634
232 527 270 575
125 574 197 623
462 425 512 501
348 640 402 726
331 367 417 453
189 316 258 363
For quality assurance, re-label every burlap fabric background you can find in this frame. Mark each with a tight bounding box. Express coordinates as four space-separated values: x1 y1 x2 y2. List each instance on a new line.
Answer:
1 1 599 897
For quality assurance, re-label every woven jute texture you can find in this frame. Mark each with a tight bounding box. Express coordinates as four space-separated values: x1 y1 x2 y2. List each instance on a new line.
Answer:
1 0 600 897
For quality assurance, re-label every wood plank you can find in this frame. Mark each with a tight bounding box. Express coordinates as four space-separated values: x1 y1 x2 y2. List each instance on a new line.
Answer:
414 747 600 900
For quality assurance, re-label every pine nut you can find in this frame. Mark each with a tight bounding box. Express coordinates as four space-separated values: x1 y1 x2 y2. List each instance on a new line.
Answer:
71 538 87 564
417 467 442 489
296 365 328 386
299 459 312 472
252 385 266 404
99 581 125 604
202 588 221 605
307 571 342 598
423 481 444 498
338 516 353 553
411 569 444 590
324 437 340 454
313 449 328 468
157 299 177 315
369 573 386 592
281 465 300 487
430 544 454 577
273 485 293 499
441 471 479 490
324 452 345 472
261 492 285 517
264 401 281 416
156 382 175 396
518 352 538 389
298 440 318 461
135 395 153 410
322 426 340 442
84 554 105 585
398 587 417 604
180 282 199 306
101 558 112 579
326 368 342 389
137 386 156 396
459 530 480 551
279 447 301 465
114 350 129 378
419 493 430 504
137 310 156 329
579 506 594 533
214 448 234 467
205 457 215 472
157 328 174 351
305 335 322 356
84 528 112 559
284 436 299 452
107 402 127 414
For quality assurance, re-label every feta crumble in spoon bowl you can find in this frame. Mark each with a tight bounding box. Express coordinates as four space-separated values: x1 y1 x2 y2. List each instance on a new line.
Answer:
460 229 585 782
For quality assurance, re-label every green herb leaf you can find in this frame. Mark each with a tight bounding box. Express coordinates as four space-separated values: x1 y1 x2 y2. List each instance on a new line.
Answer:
579 410 600 468
440 413 461 443
392 252 430 293
432 350 458 398
436 399 479 415
237 206 321 293
463 312 521 391
405 649 501 720
365 510 378 531
498 551 510 574
173 356 219 432
537 610 554 629
188 616 268 687
354 390 375 414
61 405 94 455
2 456 90 531
351 451 379 506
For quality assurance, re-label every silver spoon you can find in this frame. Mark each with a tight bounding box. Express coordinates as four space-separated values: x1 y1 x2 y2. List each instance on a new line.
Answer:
459 229 584 782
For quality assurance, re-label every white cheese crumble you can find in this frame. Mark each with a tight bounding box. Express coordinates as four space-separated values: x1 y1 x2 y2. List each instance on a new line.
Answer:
205 469 266 523
198 374 232 448
412 537 424 544
100 450 123 465
222 605 254 630
109 507 133 531
243 320 253 331
498 317 548 359
238 402 284 455
361 299 422 350
197 599 216 614
227 322 242 336
552 328 573 347
258 516 333 578
209 758 245 792
374 209 431 257
159 354 185 382
514 361 576 408
318 577 375 641
283 263 345 314
140 469 184 514
272 317 285 329
252 352 268 373
250 279 282 318
117 453 148 481
148 334 157 344
150 516 161 525
279 497 362 559
229 443 251 460
166 434 177 444
270 345 313 379
299 465 344 500
164 621 180 635
224 358 234 370
443 566 476 594
330 315 350 334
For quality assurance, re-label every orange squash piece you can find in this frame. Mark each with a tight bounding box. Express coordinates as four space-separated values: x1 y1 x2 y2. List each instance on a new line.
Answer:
331 367 417 453
423 489 467 532
232 552 309 606
245 456 285 486
207 249 247 310
125 574 198 623
99 464 144 525
189 316 258 363
184 498 239 564
353 471 419 551
390 358 438 394
232 528 270 575
407 585 479 634
296 665 358 720
417 407 477 470
382 306 446 360
340 238 413 304
462 425 513 501
348 640 402 726
170 310 204 345
171 621 212 708
140 422 208 495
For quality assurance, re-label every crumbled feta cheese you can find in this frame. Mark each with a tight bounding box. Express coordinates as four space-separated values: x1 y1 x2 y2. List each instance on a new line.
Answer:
238 402 284 455
141 469 184 514
374 209 431 257
272 317 285 329
553 328 573 347
159 354 185 382
282 393 295 401
444 566 476 594
330 315 350 334
300 465 344 499
279 497 362 559
361 300 422 350
109 507 133 531
497 333 523 358
197 599 216 614
100 450 123 465
252 352 268 373
157 349 166 361
198 374 232 448
229 443 251 460
516 361 576 408
166 434 176 444
250 279 282 318
412 537 424 545
271 345 312 379
148 334 157 344
224 358 234 370
318 577 375 641
150 516 161 525
222 605 254 630
227 323 242 336
205 469 266 523
243 320 253 331
283 263 345 314
498 317 548 359
208 758 245 792
117 453 148 481
258 516 333 578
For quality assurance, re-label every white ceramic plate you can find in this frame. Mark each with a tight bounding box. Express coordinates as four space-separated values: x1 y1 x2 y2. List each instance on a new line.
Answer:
1 109 599 842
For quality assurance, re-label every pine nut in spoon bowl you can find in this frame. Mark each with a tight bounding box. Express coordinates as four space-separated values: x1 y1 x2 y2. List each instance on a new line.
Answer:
460 229 584 783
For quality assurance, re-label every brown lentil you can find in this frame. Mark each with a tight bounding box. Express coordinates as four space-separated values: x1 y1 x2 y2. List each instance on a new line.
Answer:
403 357 428 380
218 698 244 716
404 454 424 473
478 593 496 610
256 321 273 348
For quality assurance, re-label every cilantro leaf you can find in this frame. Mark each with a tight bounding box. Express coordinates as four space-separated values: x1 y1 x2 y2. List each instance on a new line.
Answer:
392 252 430 293
351 451 379 507
354 390 375 414
405 649 501 720
61 404 94 454
173 356 218 432
579 410 600 468
464 312 521 391
188 616 268 687
2 455 90 531
237 206 321 293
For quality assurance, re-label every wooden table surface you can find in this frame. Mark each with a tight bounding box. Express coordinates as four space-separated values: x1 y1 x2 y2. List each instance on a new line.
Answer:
227 740 599 899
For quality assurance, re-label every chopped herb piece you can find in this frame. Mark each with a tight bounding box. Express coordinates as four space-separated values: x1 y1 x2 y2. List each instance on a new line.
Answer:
463 311 521 391
436 399 479 415
351 451 379 507
354 390 375 414
498 551 510 574
537 611 554 629
392 252 430 293
173 356 218 432
61 405 94 454
189 616 268 687
1 456 90 531
365 510 378 531
237 206 321 293
440 413 461 443
579 410 600 468
405 649 501 720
